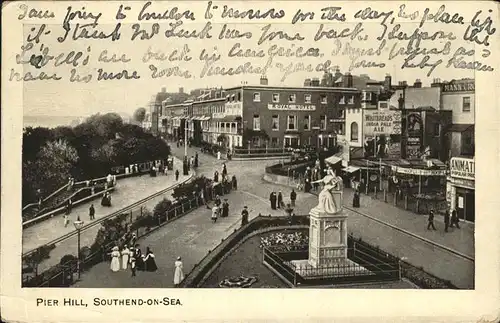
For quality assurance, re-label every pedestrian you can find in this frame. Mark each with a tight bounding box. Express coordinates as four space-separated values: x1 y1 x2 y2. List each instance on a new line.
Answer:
444 209 450 232
214 195 221 207
121 245 130 270
241 206 249 226
270 191 277 210
89 204 95 220
143 247 158 272
277 191 283 209
304 179 311 193
174 257 185 287
134 244 144 271
232 175 237 190
353 189 360 208
222 199 229 218
66 199 73 215
290 189 296 207
211 205 219 223
450 209 460 229
109 246 121 272
217 151 221 160
175 169 180 181
214 171 219 183
222 163 228 178
194 153 199 168
130 253 136 277
427 210 437 230
63 214 69 227
164 167 168 176
284 203 294 217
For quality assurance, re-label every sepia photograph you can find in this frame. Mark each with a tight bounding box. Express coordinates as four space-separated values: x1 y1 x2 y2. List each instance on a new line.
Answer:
1 0 499 322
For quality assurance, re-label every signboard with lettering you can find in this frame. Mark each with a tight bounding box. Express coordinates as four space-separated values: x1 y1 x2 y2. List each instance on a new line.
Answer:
394 167 446 176
442 82 475 93
364 110 402 136
267 104 316 111
450 157 475 180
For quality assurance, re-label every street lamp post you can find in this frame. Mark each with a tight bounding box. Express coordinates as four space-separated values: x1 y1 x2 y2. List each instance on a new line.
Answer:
73 216 84 280
184 119 188 157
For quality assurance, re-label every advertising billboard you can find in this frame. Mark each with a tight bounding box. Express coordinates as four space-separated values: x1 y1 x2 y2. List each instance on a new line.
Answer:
364 110 402 136
406 111 423 158
450 157 475 180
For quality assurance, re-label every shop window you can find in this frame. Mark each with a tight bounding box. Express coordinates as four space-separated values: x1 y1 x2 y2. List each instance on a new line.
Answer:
462 96 471 112
320 115 327 130
304 115 311 130
304 94 312 103
320 95 328 104
272 93 280 103
253 114 260 130
272 115 279 131
253 92 261 102
287 115 296 130
350 122 359 141
288 94 296 103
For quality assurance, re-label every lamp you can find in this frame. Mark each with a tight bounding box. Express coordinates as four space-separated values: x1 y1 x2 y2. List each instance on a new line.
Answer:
73 216 84 279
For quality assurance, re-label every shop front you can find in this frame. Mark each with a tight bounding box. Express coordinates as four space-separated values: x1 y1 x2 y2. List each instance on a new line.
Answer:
447 157 475 222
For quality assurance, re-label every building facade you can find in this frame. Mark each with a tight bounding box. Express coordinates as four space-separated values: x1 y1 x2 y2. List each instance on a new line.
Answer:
446 156 475 222
224 77 360 149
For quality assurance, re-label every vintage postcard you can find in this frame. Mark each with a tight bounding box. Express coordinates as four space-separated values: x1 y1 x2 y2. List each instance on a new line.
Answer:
1 0 499 322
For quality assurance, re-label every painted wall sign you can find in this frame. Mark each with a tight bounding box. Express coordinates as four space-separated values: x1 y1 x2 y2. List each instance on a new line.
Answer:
267 104 316 111
394 167 447 176
364 110 402 136
450 157 475 180
442 82 475 93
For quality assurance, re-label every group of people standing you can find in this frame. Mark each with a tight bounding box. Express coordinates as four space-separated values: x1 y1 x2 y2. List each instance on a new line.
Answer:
269 189 297 210
427 209 461 232
211 195 230 223
109 244 158 275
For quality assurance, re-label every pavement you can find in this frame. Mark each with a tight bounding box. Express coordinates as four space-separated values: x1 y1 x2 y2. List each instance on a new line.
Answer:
72 144 474 289
22 157 191 272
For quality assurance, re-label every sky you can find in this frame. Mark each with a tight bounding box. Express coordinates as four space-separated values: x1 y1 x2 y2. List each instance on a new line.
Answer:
12 1 484 117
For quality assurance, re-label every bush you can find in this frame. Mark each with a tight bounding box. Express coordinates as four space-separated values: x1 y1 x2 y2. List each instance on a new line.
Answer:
154 198 172 217
60 254 78 267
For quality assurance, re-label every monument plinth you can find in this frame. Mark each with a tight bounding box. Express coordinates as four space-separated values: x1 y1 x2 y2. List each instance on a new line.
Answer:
308 190 348 268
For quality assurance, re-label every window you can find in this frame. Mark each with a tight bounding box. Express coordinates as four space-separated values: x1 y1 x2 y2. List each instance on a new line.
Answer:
237 92 241 101
320 115 327 130
462 96 471 112
253 114 260 130
272 115 279 131
253 92 261 102
434 124 440 137
272 93 280 103
288 94 296 103
320 95 328 104
339 96 345 104
347 96 354 104
304 94 312 103
350 122 359 141
303 115 311 130
362 92 372 101
231 94 236 102
271 137 278 147
287 115 296 130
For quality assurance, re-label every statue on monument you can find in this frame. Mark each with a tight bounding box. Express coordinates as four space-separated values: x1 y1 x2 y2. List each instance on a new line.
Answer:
311 174 343 214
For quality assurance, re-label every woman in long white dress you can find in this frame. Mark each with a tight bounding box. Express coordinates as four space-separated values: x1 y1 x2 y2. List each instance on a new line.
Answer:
174 257 185 287
121 245 130 270
110 246 121 272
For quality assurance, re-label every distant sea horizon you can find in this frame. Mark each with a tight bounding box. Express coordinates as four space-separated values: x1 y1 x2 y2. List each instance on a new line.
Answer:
24 113 133 129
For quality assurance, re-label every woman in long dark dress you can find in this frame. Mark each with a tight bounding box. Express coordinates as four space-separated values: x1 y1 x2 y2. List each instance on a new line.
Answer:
143 247 158 272
353 189 360 208
134 245 145 271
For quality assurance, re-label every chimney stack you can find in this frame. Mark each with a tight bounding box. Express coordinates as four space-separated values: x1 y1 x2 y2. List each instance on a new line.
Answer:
346 72 353 88
431 78 442 88
161 87 167 93
311 78 320 86
413 79 422 88
304 78 312 87
260 75 268 85
384 74 392 91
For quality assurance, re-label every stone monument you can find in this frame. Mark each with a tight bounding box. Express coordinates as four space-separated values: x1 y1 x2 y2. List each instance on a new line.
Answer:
308 174 348 268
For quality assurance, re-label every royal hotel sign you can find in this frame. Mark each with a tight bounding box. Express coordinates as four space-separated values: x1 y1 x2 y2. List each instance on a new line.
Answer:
450 157 474 181
267 104 316 111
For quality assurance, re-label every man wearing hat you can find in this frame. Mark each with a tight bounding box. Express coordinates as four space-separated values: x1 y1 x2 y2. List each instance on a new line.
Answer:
241 206 249 226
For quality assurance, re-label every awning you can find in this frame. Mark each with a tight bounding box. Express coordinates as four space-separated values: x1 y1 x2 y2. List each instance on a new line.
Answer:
343 166 360 173
202 116 211 121
447 124 474 132
213 116 237 122
325 155 342 165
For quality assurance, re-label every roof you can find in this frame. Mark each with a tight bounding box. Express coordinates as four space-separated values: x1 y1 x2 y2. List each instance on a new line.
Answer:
224 85 360 93
389 87 441 110
447 124 474 132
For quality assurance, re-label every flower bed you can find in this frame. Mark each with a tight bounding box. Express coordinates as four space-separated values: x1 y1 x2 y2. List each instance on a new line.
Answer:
259 231 309 252
219 276 258 288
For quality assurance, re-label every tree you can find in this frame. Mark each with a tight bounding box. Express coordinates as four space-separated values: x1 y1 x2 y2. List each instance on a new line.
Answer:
133 108 147 123
34 139 79 194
